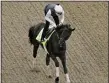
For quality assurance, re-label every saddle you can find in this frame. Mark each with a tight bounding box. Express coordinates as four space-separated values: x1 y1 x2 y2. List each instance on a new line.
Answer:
36 27 55 53
36 28 55 42
45 28 55 39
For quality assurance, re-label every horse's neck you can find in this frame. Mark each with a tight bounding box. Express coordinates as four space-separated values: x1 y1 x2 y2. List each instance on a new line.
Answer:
50 31 60 45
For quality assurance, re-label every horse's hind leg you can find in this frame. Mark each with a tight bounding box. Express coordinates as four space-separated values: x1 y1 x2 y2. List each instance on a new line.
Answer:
60 56 70 83
32 44 39 69
46 53 52 78
51 55 59 83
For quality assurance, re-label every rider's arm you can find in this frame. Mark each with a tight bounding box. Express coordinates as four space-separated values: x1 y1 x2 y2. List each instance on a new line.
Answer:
45 9 56 27
60 10 64 24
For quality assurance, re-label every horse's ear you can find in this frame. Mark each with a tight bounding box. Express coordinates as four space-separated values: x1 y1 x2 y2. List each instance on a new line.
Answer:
71 28 75 31
67 24 75 31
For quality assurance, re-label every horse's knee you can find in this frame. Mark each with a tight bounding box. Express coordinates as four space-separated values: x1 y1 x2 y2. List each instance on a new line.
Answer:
51 56 59 67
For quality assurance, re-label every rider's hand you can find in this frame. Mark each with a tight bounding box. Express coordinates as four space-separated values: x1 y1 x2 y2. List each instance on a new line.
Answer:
57 23 62 28
59 22 63 26
52 24 56 28
56 24 60 28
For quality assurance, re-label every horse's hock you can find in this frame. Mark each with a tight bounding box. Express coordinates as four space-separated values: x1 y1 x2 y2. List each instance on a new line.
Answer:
2 2 108 83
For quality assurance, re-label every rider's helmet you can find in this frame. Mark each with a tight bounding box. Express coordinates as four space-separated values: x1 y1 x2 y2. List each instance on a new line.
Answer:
54 4 63 15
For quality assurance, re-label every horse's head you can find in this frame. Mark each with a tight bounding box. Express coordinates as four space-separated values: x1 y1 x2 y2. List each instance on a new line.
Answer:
56 24 75 47
56 24 75 41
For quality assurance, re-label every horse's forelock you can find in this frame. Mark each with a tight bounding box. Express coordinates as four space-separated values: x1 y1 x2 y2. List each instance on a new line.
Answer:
59 24 67 29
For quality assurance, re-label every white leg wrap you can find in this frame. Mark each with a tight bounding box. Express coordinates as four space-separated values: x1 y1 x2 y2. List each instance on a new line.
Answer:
66 73 70 83
56 67 59 77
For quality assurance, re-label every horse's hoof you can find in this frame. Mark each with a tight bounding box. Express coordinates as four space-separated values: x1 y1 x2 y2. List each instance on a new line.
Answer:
55 77 59 83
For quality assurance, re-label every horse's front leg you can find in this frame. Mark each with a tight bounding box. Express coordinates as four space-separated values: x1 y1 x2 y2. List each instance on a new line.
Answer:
60 56 70 83
46 53 52 78
32 44 39 69
51 55 60 83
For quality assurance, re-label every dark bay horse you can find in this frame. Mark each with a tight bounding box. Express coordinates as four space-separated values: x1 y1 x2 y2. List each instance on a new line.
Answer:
28 22 75 83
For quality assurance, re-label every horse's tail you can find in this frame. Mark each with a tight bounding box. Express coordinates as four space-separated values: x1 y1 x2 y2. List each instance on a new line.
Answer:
28 26 35 45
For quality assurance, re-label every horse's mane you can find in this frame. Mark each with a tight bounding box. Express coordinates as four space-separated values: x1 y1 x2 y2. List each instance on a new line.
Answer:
55 24 68 31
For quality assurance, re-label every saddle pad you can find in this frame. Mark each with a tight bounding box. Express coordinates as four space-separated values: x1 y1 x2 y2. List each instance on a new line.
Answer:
35 25 55 54
36 28 44 42
42 30 55 54
35 24 53 42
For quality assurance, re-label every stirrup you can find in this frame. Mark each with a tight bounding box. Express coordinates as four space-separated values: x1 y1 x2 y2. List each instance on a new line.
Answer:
41 38 45 42
41 38 46 42
41 38 47 49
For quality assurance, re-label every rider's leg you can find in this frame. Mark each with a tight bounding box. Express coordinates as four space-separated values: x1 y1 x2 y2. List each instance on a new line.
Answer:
41 21 49 41
53 15 59 26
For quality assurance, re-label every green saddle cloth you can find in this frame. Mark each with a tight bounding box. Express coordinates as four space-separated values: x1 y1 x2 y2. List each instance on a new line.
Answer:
36 28 55 53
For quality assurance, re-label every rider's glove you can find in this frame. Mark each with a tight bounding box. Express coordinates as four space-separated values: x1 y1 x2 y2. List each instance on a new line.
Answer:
57 22 63 28
59 22 63 26
53 24 56 28
57 22 63 27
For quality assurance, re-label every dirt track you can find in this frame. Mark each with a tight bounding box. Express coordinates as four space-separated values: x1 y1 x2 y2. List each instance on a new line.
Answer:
2 1 108 83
